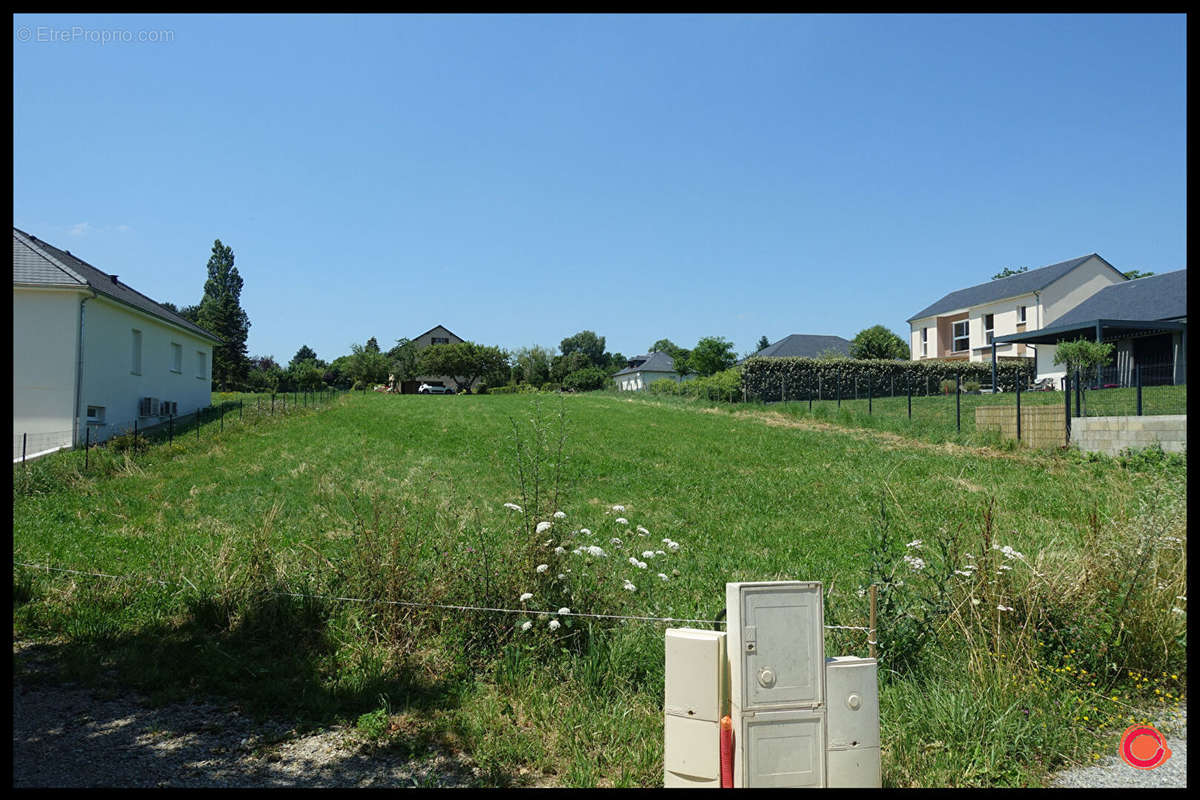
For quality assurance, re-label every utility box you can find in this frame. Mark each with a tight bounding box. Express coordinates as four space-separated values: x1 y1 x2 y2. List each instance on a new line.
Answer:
726 582 825 788
663 628 728 788
825 656 881 788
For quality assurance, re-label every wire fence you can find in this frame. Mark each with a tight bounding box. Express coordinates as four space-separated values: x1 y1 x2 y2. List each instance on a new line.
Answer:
1069 363 1187 418
13 389 348 469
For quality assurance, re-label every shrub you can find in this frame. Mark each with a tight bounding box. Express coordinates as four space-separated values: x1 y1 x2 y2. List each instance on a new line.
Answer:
963 380 981 393
742 356 1034 401
562 366 609 392
939 379 957 395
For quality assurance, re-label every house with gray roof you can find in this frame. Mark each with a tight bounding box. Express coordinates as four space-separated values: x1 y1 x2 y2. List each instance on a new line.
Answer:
907 253 1128 383
994 269 1186 387
747 334 852 360
13 226 221 457
613 351 691 391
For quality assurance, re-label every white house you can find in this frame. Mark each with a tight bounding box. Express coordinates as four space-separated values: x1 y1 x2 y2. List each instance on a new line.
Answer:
13 227 221 458
613 352 691 391
906 254 1129 383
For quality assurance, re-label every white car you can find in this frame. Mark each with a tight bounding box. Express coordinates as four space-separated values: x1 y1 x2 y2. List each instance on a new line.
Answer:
418 383 452 394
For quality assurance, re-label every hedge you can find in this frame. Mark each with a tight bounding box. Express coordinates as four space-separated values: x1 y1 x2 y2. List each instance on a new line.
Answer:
649 367 742 401
741 356 1035 402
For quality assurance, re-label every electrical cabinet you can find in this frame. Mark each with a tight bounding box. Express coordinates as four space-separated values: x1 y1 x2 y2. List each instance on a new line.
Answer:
825 656 881 788
726 582 825 787
663 628 727 788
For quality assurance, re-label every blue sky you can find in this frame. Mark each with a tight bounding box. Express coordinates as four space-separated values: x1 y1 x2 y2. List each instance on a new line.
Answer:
13 14 1186 364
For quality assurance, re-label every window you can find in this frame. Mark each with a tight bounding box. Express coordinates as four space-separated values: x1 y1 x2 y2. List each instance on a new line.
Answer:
921 327 928 356
171 342 182 373
86 406 106 424
131 329 142 374
196 350 207 379
984 314 995 345
431 336 450 345
952 320 969 352
1018 305 1027 323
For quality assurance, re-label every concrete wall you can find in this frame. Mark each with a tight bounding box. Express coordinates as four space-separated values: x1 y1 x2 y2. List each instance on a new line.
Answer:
13 287 84 451
1070 414 1187 457
975 404 1067 449
79 295 215 442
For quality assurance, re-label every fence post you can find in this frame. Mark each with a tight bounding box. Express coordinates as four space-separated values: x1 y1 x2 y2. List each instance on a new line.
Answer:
869 585 877 660
1064 372 1071 443
220 406 224 433
890 375 894 398
956 374 961 433
197 409 201 441
854 376 858 401
240 399 243 419
271 394 275 415
868 379 872 415
1074 369 1081 417
22 432 27 465
134 419 138 448
818 375 822 402
1016 374 1022 443
809 389 812 413
907 378 912 419
85 426 90 469
837 372 841 408
169 414 173 444
1136 365 1142 416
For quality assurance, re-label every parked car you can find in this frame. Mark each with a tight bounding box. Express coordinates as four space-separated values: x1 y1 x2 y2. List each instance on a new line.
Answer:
418 383 453 394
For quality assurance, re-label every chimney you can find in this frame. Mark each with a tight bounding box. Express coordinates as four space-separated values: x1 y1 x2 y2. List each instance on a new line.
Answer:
110 274 119 284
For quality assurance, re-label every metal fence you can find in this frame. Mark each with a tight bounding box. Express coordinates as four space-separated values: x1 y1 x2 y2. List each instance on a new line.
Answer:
14 389 346 468
1069 363 1187 419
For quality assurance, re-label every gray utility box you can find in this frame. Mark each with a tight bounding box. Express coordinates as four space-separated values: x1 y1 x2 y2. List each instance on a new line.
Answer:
825 656 881 788
726 581 826 788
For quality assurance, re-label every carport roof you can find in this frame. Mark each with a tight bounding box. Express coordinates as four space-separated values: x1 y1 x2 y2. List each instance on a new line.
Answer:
994 318 1186 346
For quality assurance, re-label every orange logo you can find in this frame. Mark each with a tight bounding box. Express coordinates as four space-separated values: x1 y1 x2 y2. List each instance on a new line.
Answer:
1119 725 1172 770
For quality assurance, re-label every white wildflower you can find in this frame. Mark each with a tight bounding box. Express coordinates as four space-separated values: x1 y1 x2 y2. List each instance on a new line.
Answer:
1177 595 1187 601
999 545 1023 560
503 503 523 512
557 573 565 580
536 521 553 534
903 555 926 571
611 537 622 545
519 592 533 602
629 556 640 566
543 539 553 546
536 564 549 573
964 553 975 560
553 511 566 519
658 573 669 581
636 560 647 569
580 528 591 536
997 605 1014 612
998 564 1012 572
906 539 923 549
662 538 671 544
655 550 665 556
667 541 680 551
548 619 561 631
1171 607 1185 615
615 517 629 525
520 620 532 631
857 588 866 598
623 580 637 592
971 598 981 606
954 570 972 577
572 547 583 555
612 505 625 512
557 607 570 615
554 546 566 555
641 551 655 559
584 545 606 557
637 526 649 536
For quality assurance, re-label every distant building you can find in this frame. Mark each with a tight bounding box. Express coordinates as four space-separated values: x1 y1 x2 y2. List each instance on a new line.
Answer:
747 334 853 360
613 352 690 391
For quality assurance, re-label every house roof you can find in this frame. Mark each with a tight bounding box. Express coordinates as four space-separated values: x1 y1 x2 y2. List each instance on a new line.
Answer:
1051 269 1187 326
907 254 1125 322
411 324 463 343
750 334 853 359
13 227 221 343
613 351 676 376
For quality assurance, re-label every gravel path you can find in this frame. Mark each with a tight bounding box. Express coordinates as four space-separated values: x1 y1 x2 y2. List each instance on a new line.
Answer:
12 640 482 788
1049 707 1187 788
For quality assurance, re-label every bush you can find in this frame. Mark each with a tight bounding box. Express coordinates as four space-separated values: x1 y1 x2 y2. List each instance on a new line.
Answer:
963 380 981 394
742 356 1034 401
562 366 609 392
940 379 957 395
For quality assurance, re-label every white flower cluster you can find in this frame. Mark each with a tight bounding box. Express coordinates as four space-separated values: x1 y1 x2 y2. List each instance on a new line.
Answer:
628 556 648 569
615 517 629 525
992 544 1025 560
536 521 553 534
906 539 923 549
903 554 926 571
612 505 625 512
553 511 567 519
996 604 1015 612
503 503 523 512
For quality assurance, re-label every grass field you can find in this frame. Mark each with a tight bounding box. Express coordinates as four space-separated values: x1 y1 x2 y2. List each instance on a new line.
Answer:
12 390 1187 787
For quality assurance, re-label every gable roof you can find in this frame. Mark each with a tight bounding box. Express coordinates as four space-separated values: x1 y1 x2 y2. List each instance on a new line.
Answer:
13 227 221 343
411 324 463 343
1052 269 1187 327
751 334 852 359
613 351 676 376
907 254 1125 322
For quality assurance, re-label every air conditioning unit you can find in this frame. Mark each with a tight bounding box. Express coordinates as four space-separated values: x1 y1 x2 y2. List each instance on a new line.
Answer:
139 397 160 417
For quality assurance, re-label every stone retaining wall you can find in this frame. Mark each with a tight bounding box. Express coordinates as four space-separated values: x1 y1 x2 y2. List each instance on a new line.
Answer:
1070 415 1187 457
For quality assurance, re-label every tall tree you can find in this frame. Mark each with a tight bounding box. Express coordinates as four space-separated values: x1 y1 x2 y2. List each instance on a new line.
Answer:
387 338 422 390
347 341 392 387
418 341 510 393
196 239 251 390
560 330 607 368
756 335 771 352
689 336 737 377
992 266 1030 280
1124 269 1155 280
290 345 318 367
365 336 381 353
850 325 910 360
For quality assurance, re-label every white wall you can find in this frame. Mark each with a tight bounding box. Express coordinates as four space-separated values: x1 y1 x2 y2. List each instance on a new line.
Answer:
1040 256 1126 325
79 296 214 441
13 287 83 449
616 370 686 391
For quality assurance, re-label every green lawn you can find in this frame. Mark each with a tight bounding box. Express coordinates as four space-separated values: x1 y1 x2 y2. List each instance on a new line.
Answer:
12 391 1186 787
